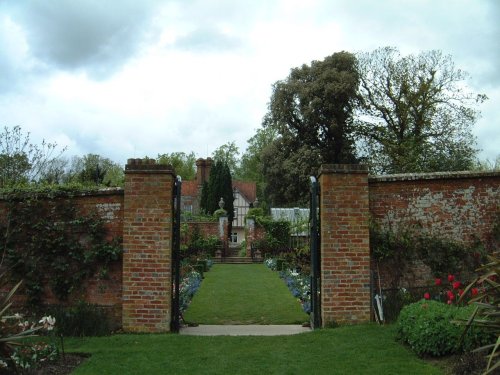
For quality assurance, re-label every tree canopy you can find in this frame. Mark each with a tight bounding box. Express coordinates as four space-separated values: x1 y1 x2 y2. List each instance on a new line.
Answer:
261 51 360 205
212 141 240 176
356 47 486 173
67 154 123 186
264 51 359 164
0 126 66 188
157 152 196 180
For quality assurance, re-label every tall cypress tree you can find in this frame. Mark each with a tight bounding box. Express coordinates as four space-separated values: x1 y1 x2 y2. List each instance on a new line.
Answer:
201 160 234 223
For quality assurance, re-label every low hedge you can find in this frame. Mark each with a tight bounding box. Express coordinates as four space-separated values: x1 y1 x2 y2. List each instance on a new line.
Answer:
396 300 492 357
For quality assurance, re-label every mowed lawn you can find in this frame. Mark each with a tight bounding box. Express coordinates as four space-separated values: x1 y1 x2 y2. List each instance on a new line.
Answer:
183 264 309 324
66 325 442 375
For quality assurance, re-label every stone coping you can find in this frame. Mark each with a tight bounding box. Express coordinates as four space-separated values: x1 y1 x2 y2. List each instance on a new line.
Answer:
369 170 500 183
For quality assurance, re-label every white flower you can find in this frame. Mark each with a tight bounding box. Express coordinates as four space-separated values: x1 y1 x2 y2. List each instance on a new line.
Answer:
39 315 56 330
14 313 23 320
0 360 7 368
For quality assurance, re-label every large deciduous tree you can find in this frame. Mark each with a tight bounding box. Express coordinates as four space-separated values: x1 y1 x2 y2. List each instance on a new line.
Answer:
238 127 278 209
262 51 359 206
67 154 123 186
356 47 486 174
212 141 240 176
0 126 65 188
157 151 196 180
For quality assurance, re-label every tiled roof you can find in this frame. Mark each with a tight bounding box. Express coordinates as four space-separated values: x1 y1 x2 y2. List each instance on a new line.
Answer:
232 181 256 203
181 179 257 204
182 180 198 197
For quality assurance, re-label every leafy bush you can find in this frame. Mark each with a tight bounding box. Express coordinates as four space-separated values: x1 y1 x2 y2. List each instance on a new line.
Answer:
397 300 492 357
459 252 500 374
371 224 487 286
49 301 112 336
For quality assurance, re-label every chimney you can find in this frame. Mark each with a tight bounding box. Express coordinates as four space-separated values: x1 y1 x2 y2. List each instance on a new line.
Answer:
196 158 212 186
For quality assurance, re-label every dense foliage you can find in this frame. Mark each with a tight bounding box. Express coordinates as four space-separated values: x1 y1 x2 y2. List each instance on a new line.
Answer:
0 189 122 306
370 225 486 286
356 47 484 174
261 51 359 205
460 252 500 374
157 151 196 180
200 160 234 225
251 216 291 257
397 300 491 356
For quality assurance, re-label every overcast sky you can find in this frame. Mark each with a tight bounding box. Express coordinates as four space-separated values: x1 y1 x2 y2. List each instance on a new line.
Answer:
0 0 498 166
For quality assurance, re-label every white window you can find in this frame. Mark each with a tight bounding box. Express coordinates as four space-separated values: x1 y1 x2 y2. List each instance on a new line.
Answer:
231 232 238 243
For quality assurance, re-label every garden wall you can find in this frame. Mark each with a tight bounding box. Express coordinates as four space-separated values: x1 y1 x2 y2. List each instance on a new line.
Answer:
0 189 125 327
181 221 219 245
369 170 500 288
369 171 499 249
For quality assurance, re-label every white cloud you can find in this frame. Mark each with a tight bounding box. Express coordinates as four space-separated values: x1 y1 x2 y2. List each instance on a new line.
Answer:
0 0 497 165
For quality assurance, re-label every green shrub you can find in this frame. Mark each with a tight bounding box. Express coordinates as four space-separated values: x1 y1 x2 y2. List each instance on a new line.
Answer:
397 300 492 357
49 301 112 337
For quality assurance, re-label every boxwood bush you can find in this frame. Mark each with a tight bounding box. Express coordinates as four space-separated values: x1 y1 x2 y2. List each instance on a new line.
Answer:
397 300 492 357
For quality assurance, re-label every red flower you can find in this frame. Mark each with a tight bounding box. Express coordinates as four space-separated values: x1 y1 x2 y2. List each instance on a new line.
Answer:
447 290 455 300
424 292 430 300
453 281 461 290
458 289 464 297
471 287 479 296
448 274 455 282
435 278 442 286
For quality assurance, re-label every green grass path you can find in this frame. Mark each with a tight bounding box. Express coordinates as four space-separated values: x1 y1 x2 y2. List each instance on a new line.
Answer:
183 264 309 325
67 325 442 374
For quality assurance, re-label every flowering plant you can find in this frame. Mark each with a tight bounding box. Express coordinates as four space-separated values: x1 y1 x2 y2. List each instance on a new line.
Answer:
0 278 58 372
423 274 478 306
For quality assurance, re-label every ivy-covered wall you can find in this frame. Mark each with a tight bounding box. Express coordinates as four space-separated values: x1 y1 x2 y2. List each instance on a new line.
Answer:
0 188 124 327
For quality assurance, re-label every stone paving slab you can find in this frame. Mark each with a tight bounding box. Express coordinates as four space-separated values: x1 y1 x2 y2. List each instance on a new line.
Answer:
180 325 311 336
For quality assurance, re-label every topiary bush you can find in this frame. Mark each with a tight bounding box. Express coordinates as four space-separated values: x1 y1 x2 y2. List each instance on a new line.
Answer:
397 300 492 357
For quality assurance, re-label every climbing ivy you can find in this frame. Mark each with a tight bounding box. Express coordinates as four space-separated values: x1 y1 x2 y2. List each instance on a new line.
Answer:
0 188 122 306
370 222 487 283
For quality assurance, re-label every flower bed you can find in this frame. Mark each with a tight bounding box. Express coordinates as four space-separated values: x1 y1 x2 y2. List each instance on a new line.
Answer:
179 271 203 313
265 258 311 314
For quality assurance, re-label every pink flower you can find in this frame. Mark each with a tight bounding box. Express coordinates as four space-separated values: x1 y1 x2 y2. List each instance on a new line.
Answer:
447 300 452 305
424 292 430 300
448 274 455 282
453 281 461 290
435 278 442 286
471 287 479 296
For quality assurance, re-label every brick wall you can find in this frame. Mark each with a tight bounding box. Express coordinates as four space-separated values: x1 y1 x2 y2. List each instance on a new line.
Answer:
122 159 175 332
369 171 500 289
319 165 371 325
0 189 124 327
181 221 219 246
369 171 499 250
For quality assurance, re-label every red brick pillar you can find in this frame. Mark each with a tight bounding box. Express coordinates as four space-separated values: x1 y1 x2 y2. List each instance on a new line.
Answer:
122 158 175 332
319 164 371 325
